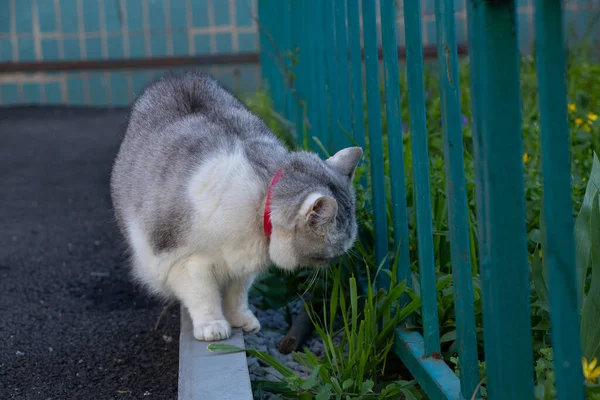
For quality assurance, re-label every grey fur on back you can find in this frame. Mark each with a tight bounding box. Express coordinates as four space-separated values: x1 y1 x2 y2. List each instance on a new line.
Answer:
111 71 288 251
110 70 360 266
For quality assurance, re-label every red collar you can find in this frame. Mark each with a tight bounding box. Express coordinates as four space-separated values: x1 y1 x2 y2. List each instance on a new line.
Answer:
263 170 283 240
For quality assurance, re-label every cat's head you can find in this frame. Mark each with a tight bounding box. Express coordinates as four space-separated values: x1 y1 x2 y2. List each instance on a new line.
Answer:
267 147 363 270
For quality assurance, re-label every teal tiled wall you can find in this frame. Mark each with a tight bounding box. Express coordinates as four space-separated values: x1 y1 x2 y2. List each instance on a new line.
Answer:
0 0 598 107
0 0 259 106
1 0 257 62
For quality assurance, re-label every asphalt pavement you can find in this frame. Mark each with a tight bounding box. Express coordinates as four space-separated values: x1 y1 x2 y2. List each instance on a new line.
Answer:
0 106 180 400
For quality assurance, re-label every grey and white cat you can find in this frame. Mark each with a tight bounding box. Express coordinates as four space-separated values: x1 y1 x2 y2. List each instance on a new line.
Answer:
110 71 362 341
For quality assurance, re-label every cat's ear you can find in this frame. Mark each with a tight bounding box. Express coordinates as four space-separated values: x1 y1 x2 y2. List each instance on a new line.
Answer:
326 147 363 179
303 195 338 233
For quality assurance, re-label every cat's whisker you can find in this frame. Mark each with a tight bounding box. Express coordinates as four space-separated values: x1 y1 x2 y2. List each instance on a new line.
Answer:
357 219 372 226
346 249 361 261
288 269 320 308
358 209 373 217
357 207 374 217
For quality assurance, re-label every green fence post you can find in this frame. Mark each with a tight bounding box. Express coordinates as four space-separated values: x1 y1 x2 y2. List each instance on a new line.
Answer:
347 0 365 150
258 0 276 110
535 1 585 398
289 0 305 148
258 0 284 114
281 0 295 137
335 0 352 150
433 0 480 397
379 0 411 291
466 0 486 266
362 0 390 285
402 0 441 358
347 0 367 191
469 1 535 398
324 0 340 153
315 4 330 155
306 2 321 154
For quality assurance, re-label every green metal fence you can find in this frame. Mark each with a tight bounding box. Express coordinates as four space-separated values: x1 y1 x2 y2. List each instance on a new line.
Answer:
257 0 584 399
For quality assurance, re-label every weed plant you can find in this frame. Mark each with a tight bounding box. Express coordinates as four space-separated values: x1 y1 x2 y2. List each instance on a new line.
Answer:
211 43 600 399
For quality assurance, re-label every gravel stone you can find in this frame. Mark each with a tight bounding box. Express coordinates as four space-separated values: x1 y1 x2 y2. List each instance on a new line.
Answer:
245 296 325 400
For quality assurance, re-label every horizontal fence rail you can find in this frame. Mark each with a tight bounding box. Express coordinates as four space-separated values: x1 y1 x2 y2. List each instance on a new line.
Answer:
257 0 585 399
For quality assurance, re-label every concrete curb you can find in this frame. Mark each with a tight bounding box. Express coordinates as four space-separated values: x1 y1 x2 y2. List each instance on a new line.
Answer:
178 306 253 400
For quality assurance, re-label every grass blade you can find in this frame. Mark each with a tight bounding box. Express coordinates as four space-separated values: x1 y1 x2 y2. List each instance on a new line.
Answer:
575 152 600 305
581 190 600 359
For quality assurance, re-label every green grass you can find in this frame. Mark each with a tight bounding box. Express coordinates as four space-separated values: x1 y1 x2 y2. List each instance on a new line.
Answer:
236 44 600 399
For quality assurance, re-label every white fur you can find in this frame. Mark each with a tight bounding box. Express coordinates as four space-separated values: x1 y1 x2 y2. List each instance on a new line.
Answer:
300 192 325 216
126 148 275 341
269 226 297 271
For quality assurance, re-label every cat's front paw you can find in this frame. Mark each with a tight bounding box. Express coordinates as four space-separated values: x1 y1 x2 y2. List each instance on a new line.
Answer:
193 319 232 341
227 309 261 334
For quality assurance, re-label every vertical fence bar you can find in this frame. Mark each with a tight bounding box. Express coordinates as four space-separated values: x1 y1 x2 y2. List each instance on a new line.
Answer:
316 4 329 155
260 0 284 114
379 0 411 288
335 0 352 150
347 0 367 189
362 0 389 285
312 3 331 155
281 0 294 127
470 0 535 398
433 0 480 397
535 1 585 398
324 0 339 153
273 4 286 116
258 0 280 112
347 0 366 151
300 0 310 148
466 0 486 268
290 0 305 148
402 0 441 357
306 3 321 153
257 0 268 82
466 9 490 398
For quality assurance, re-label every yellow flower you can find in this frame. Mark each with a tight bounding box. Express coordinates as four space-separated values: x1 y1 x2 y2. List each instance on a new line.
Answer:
539 250 542 259
568 103 576 113
523 153 531 163
584 124 592 132
589 113 598 121
575 118 583 126
583 357 600 384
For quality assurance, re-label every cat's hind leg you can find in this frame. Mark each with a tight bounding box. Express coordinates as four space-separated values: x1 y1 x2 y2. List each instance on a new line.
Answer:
167 255 231 341
223 275 261 334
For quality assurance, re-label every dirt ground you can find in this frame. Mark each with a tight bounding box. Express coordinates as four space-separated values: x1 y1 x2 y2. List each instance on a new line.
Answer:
0 107 179 400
